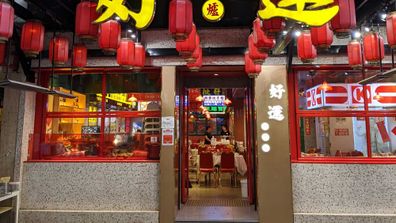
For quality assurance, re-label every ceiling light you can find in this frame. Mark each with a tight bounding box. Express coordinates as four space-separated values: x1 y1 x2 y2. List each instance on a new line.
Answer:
380 13 387 21
127 29 132 33
115 16 120 21
213 73 219 76
128 95 137 102
131 34 136 39
293 30 301 37
195 95 204 102
319 81 333 91
352 31 361 39
282 30 288 35
364 27 370 32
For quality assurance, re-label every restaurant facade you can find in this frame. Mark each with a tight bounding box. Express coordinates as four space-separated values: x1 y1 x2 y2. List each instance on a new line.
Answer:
1 0 396 223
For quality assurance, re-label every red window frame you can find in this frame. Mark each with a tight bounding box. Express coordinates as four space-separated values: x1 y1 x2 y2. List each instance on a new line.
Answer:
289 65 396 164
30 67 161 162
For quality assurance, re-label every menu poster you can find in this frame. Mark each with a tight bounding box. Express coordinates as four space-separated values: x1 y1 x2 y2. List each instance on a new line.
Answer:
162 128 174 146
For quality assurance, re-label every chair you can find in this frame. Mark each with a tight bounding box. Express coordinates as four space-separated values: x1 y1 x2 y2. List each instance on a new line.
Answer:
219 152 236 187
189 149 199 183
198 152 216 186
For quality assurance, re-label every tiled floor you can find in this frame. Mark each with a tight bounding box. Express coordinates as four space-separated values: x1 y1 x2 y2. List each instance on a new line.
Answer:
176 176 258 222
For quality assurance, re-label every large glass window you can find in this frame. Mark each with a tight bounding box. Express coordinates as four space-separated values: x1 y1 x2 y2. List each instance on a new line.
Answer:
31 70 161 161
292 68 396 162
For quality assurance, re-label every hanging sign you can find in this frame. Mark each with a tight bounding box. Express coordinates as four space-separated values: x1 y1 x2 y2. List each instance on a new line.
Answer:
95 0 156 30
202 0 225 22
258 0 339 27
203 95 225 106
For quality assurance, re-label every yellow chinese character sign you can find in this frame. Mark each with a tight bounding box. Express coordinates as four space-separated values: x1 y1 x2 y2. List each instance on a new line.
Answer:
95 0 156 30
202 0 225 22
258 0 339 27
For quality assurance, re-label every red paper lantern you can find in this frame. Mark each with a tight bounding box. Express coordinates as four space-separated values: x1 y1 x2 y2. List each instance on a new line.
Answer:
0 2 14 43
252 18 275 52
20 20 45 58
262 17 285 38
363 32 384 64
75 1 99 39
330 0 356 38
117 38 135 69
248 34 268 64
169 0 193 41
133 42 146 70
244 51 261 78
49 36 69 65
297 31 317 64
0 43 5 65
347 40 362 69
187 47 202 71
187 35 200 62
310 23 333 48
386 12 396 49
98 20 121 52
72 44 87 70
176 24 197 58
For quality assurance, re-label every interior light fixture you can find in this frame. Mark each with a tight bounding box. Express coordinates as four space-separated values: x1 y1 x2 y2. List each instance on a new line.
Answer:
195 95 204 102
380 13 387 21
364 27 370 32
352 31 361 39
293 30 301 37
319 81 333 91
128 95 138 102
224 98 232 105
374 93 382 100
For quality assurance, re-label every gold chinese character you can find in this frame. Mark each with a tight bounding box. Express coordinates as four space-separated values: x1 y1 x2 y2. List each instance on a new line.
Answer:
95 0 156 30
258 0 339 27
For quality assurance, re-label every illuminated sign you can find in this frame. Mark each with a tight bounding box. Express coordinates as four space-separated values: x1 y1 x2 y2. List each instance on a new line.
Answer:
306 83 396 109
95 0 156 30
205 106 226 114
258 0 339 27
203 95 225 107
202 0 225 22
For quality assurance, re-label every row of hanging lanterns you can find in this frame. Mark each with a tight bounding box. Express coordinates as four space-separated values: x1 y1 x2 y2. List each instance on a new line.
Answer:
169 0 202 71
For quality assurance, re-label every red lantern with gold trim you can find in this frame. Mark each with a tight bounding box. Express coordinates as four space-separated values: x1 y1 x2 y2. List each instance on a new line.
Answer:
187 47 202 71
386 12 396 49
297 31 317 64
0 43 5 65
176 24 196 58
20 20 45 58
248 34 268 64
363 32 384 64
262 17 285 38
75 1 99 39
117 38 135 69
72 44 87 70
252 18 275 52
347 40 362 69
244 51 261 78
133 42 146 71
169 0 193 41
0 2 14 43
98 20 121 52
49 36 69 65
330 0 356 38
310 23 333 48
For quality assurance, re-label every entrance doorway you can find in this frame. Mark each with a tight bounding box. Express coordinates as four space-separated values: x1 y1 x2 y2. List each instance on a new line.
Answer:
175 67 258 222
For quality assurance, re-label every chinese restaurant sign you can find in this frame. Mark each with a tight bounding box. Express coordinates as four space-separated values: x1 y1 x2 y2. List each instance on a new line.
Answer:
258 0 340 26
202 0 225 22
204 106 226 114
95 0 156 29
203 95 226 106
306 83 396 109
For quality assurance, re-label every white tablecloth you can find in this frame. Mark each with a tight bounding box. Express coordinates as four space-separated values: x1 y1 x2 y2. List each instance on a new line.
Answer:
195 152 247 176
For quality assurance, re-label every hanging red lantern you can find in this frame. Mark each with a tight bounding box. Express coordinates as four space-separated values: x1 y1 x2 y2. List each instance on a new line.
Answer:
133 42 146 70
363 32 384 64
75 1 99 39
0 2 14 43
117 38 135 69
169 0 193 41
187 47 202 71
248 34 268 64
20 20 45 58
244 51 261 78
252 18 275 52
386 12 396 49
176 24 197 58
330 0 356 38
262 17 285 38
72 44 87 70
347 40 362 69
187 35 200 62
0 43 5 65
297 31 317 64
310 23 333 48
98 20 121 52
49 36 69 65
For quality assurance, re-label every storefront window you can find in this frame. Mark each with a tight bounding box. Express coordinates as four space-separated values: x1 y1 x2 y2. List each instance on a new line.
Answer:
31 70 161 161
292 68 396 162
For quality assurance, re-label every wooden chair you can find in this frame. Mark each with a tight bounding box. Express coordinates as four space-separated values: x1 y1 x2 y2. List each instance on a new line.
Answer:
219 152 236 187
198 152 216 186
